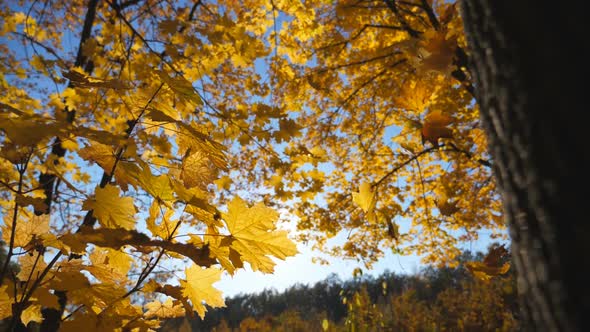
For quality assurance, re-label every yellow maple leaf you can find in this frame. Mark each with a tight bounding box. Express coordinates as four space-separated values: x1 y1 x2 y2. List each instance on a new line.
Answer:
417 30 457 75
274 118 302 143
18 253 48 283
62 67 127 89
180 265 225 319
181 149 218 189
215 175 232 191
352 182 376 215
59 312 98 332
199 228 242 275
78 141 138 190
395 80 435 112
46 266 90 293
223 197 298 273
146 201 177 239
78 140 116 172
436 195 460 216
158 19 181 35
483 244 510 267
82 185 137 230
144 298 185 319
136 167 175 203
156 70 202 106
0 285 13 320
0 116 59 146
21 304 43 326
87 248 132 284
1 210 49 248
422 110 453 146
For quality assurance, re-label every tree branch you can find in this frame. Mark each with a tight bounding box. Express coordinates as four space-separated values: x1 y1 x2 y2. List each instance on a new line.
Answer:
374 145 440 187
35 0 100 216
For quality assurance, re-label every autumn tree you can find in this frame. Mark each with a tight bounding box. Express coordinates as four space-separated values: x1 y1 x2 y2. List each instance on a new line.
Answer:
0 1 297 331
1 0 582 330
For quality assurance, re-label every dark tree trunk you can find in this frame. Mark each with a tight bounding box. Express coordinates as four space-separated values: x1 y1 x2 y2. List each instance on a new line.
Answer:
460 1 590 331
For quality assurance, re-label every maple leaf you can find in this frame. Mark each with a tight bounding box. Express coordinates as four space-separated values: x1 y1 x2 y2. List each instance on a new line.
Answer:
177 125 228 172
82 185 137 230
395 81 436 112
274 118 302 143
436 195 460 216
15 194 48 212
180 265 225 319
0 285 12 320
146 201 177 239
466 244 511 281
422 110 453 146
156 70 202 106
149 283 194 318
181 149 219 190
417 30 457 75
484 244 510 267
136 167 175 203
0 115 60 146
21 304 43 326
59 313 99 332
223 197 298 273
62 67 127 89
78 141 140 190
30 287 60 310
46 265 90 292
18 253 48 283
78 140 117 172
1 210 50 248
195 226 242 275
144 298 185 319
352 182 376 215
87 248 133 284
159 19 181 35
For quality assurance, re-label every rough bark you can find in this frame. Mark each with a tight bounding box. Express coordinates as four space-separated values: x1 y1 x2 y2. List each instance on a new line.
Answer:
461 1 590 331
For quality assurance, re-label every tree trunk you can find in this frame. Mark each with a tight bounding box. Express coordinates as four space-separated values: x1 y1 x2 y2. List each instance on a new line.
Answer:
460 1 590 331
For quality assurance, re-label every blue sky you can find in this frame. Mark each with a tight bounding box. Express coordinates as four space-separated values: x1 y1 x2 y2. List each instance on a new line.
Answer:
215 218 493 297
216 239 421 297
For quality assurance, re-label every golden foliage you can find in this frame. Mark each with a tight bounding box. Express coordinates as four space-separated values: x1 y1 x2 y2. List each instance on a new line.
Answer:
242 0 503 268
0 0 503 328
0 1 297 329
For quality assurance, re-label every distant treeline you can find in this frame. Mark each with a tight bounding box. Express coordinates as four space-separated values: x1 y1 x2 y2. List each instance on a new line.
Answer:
160 249 521 331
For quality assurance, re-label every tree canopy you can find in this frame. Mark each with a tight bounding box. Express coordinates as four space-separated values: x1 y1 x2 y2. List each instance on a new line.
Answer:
0 0 511 330
260 0 501 267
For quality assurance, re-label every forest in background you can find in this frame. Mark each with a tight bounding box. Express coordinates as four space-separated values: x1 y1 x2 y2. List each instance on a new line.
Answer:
160 246 520 332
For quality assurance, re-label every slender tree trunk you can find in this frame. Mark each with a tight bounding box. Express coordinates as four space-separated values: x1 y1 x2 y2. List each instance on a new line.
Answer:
461 1 590 331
